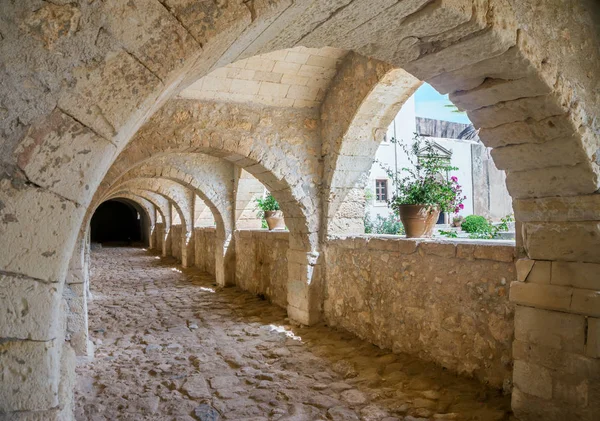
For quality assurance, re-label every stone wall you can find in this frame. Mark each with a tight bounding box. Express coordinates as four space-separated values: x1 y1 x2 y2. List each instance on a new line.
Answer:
171 225 182 262
155 223 165 253
234 230 289 309
323 236 516 389
194 227 217 277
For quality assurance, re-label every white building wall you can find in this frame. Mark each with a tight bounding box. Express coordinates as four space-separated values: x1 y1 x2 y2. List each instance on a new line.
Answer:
366 96 476 221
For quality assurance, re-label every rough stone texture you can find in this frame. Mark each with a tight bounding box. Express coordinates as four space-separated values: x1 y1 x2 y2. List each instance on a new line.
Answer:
324 236 515 389
181 46 348 109
195 227 217 277
171 224 183 262
320 52 420 236
234 230 289 308
99 100 322 252
74 247 511 421
1 0 599 419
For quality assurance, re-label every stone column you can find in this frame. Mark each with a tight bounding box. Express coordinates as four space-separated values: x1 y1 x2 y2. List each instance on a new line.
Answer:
64 231 94 358
286 249 323 325
215 230 236 287
181 188 195 268
509 195 600 420
163 205 172 257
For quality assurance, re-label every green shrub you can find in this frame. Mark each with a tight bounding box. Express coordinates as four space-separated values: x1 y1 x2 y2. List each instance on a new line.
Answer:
461 215 491 234
364 213 405 235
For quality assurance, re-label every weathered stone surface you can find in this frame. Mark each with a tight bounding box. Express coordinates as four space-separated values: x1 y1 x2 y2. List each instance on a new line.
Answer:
0 274 62 341
513 306 586 354
324 237 515 388
0 182 83 283
551 261 600 291
514 194 600 223
234 230 289 308
587 318 600 359
513 360 552 399
522 222 600 263
0 339 60 412
71 247 513 420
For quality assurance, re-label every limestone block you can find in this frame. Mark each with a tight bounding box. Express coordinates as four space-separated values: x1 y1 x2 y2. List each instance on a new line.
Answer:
0 274 62 341
16 109 117 205
522 222 600 263
515 259 535 282
0 182 83 283
586 318 600 359
479 114 578 148
491 136 589 172
58 49 162 140
553 377 589 408
526 261 552 284
450 72 554 111
506 163 600 199
404 23 517 81
514 305 586 354
468 93 568 129
472 244 515 262
0 339 60 411
367 238 400 251
514 194 600 223
513 360 552 399
58 343 76 418
428 41 541 94
570 289 600 318
106 0 201 78
551 261 600 291
510 281 573 313
397 239 418 254
512 340 600 380
419 242 456 258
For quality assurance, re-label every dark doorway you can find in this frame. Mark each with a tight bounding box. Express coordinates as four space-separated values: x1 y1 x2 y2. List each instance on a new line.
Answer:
91 199 146 246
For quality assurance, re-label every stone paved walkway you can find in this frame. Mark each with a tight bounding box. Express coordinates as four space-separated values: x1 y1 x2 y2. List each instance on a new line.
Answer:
75 247 512 421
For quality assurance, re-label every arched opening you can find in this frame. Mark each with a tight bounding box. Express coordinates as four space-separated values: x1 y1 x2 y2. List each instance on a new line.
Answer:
2 3 598 421
90 199 148 246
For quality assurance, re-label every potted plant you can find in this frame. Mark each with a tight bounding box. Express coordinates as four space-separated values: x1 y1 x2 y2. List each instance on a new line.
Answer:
380 136 466 238
255 193 285 230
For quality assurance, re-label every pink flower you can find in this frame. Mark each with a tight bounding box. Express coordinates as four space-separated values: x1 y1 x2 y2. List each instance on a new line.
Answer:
459 203 464 209
451 176 458 182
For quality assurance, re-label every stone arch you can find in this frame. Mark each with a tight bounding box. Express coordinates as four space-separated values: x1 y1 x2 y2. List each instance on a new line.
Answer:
106 189 172 256
320 52 422 236
1 2 599 419
100 153 237 284
104 194 157 247
97 100 321 252
234 169 265 230
105 178 194 265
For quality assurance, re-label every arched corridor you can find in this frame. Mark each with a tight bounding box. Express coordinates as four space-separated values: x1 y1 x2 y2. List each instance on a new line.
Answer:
90 199 145 245
76 247 510 421
1 1 599 420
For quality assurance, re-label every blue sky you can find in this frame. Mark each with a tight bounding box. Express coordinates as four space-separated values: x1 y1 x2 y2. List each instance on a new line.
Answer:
414 83 471 124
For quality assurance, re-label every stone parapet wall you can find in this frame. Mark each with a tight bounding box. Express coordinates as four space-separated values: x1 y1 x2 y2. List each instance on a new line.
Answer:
155 223 165 253
234 230 289 309
171 225 182 262
323 235 516 389
194 227 216 276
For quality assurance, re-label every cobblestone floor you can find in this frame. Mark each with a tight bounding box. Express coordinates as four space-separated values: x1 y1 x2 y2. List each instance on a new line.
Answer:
75 247 512 421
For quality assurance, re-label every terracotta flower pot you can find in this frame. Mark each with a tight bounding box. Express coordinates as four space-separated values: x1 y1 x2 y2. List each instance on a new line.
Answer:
398 204 440 238
264 210 285 230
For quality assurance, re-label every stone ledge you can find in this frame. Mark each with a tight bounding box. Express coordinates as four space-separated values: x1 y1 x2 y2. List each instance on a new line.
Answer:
327 235 516 262
235 229 290 240
510 281 600 317
194 226 216 232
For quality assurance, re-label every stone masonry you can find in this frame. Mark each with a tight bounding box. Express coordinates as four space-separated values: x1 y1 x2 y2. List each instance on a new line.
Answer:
0 1 599 420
